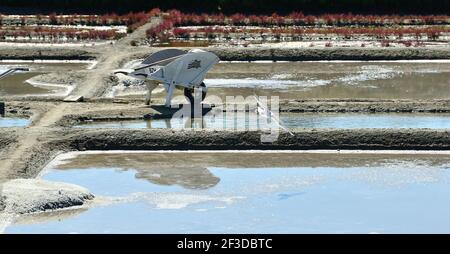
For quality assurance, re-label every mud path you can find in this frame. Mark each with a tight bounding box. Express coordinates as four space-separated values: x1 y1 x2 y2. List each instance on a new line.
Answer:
0 19 162 180
70 18 161 98
0 104 71 179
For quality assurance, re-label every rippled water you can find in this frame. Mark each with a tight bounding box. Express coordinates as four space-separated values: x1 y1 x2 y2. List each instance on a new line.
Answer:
6 151 450 233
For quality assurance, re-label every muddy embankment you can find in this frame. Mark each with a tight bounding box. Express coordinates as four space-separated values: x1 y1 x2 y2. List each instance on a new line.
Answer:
0 46 98 60
2 45 450 62
56 128 450 152
129 46 450 61
3 101 61 124
208 47 450 61
283 99 450 113
0 128 72 179
4 102 34 117
7 126 450 179
0 179 94 214
0 129 18 159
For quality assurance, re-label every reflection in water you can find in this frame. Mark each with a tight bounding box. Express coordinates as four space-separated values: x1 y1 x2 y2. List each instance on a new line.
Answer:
78 109 279 130
146 117 207 129
11 206 89 226
76 113 450 130
281 113 450 129
54 152 450 190
56 153 221 189
6 151 450 233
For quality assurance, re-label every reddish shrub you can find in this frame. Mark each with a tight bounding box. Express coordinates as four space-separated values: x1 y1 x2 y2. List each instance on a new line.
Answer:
172 27 191 38
426 28 441 40
49 12 58 25
149 8 161 17
401 40 413 47
230 13 246 26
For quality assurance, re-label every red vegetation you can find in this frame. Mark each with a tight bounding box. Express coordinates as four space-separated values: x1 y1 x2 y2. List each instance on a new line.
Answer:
0 26 126 42
0 8 161 30
0 8 163 43
166 26 450 40
49 12 58 25
146 18 174 42
170 12 450 27
144 10 450 43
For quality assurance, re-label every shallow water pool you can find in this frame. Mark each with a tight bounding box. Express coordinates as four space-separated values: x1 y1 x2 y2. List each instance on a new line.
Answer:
0 117 30 127
205 61 450 100
6 151 450 233
75 113 450 130
0 62 89 96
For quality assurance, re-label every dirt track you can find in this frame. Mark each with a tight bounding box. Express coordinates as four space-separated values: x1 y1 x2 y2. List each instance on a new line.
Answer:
0 19 162 181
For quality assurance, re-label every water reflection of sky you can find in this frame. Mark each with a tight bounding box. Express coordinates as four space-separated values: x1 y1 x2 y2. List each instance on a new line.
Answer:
76 113 450 130
7 153 450 234
0 117 30 127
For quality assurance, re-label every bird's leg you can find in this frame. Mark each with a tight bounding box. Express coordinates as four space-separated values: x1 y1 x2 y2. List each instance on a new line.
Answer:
145 81 158 105
165 83 175 107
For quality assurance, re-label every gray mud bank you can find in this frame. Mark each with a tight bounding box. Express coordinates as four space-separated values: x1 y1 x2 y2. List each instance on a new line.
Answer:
0 179 94 214
60 129 450 151
4 103 33 118
131 46 450 61
0 129 18 160
281 99 450 113
2 46 450 62
6 127 449 179
0 46 97 61
0 130 17 148
209 47 450 61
